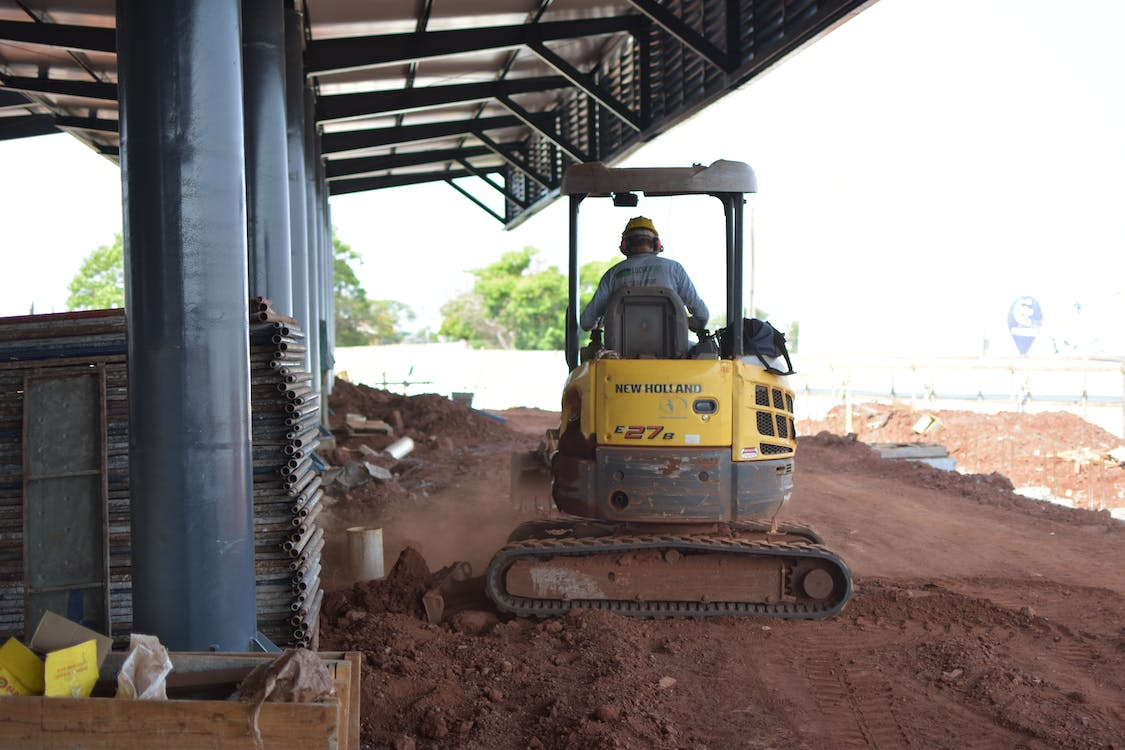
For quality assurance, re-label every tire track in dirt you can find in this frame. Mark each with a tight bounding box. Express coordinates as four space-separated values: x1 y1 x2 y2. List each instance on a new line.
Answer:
799 638 909 749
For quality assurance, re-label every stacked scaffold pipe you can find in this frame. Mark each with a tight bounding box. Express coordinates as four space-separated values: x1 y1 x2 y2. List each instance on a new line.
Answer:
0 306 324 650
248 297 323 649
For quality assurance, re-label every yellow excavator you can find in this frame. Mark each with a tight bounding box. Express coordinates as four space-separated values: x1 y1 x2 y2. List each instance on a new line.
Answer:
488 160 852 618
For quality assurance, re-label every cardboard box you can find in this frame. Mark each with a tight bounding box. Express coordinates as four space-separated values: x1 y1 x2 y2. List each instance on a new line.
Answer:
0 611 110 699
30 610 112 666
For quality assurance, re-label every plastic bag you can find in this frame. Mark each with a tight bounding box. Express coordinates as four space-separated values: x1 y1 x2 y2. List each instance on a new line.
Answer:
115 633 173 700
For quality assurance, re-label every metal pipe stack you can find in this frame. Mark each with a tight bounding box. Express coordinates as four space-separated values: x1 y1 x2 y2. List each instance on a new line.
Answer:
0 306 324 650
248 297 323 648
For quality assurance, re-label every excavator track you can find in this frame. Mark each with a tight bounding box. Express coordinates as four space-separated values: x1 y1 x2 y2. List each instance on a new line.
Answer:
485 532 852 620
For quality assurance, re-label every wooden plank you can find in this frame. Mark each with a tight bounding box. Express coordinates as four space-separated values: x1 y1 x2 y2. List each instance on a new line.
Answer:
1 697 338 749
345 652 362 750
314 650 362 750
331 658 351 750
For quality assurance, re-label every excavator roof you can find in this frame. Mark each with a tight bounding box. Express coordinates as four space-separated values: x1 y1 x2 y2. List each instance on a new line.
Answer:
561 159 757 197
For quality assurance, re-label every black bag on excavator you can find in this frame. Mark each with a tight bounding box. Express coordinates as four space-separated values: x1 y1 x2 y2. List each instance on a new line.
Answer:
718 318 795 376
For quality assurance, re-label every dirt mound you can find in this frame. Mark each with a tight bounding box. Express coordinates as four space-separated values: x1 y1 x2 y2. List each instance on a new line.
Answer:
799 432 1122 528
322 547 434 624
329 378 518 444
806 403 1125 511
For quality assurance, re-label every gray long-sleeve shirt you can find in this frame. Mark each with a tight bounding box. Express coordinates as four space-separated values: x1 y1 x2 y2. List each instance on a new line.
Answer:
580 253 709 331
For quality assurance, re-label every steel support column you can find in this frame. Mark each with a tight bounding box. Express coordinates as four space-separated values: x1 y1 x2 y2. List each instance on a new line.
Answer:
285 5 310 350
565 194 584 371
318 155 335 399
303 87 322 405
243 0 293 316
722 194 743 356
117 0 256 651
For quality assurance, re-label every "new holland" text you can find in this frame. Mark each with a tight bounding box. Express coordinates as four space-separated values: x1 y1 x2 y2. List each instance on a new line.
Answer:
614 383 702 394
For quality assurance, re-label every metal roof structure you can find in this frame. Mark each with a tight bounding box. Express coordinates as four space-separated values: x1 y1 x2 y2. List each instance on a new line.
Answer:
1 0 873 227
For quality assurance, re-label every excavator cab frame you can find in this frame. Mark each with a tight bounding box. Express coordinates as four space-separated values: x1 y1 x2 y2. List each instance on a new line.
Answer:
562 159 757 370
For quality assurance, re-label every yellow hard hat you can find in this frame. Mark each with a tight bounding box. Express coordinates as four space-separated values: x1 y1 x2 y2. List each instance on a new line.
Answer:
622 216 658 239
620 216 662 254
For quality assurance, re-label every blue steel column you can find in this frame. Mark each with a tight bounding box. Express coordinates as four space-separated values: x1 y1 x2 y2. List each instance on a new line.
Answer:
320 158 335 395
118 0 257 650
285 5 310 346
243 0 292 316
303 87 322 404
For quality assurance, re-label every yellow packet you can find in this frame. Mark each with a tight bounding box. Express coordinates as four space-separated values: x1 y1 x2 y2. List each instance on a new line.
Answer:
44 639 98 698
0 637 45 696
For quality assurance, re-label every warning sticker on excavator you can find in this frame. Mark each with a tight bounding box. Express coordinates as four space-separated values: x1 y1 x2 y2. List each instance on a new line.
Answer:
741 447 758 458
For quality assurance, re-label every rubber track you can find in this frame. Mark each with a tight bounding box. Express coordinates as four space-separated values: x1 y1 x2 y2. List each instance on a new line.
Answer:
486 534 853 620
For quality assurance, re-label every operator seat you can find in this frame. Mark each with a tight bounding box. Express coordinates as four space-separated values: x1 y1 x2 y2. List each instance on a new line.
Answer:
603 286 690 359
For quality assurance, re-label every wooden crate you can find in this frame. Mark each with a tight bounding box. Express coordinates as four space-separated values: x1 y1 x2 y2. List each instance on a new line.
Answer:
0 651 361 750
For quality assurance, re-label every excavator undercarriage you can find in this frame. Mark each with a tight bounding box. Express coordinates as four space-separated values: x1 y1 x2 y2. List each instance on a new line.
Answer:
486 520 851 619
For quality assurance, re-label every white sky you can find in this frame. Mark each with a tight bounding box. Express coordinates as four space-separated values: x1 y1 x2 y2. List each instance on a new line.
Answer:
2 0 1122 357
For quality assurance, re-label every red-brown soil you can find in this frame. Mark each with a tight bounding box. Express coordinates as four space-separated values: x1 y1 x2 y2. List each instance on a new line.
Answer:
805 402 1125 511
319 381 1125 749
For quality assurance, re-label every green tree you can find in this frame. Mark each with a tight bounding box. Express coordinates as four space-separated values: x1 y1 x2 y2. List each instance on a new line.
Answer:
67 234 125 310
333 229 414 346
439 248 617 350
65 230 414 345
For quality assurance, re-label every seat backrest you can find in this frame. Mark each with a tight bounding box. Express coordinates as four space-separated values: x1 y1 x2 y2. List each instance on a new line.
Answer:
603 286 689 359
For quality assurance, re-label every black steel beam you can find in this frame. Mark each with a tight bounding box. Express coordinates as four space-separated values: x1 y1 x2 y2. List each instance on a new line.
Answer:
0 19 116 53
0 75 117 101
321 114 519 155
527 42 643 130
328 167 498 196
473 129 556 190
0 89 29 108
497 94 589 162
317 75 568 123
55 115 119 133
445 179 504 223
325 145 490 180
626 0 734 72
306 16 639 75
0 113 57 140
456 157 527 208
726 0 741 66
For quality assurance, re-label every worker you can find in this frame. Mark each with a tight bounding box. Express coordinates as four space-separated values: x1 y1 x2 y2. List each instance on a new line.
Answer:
580 216 709 331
